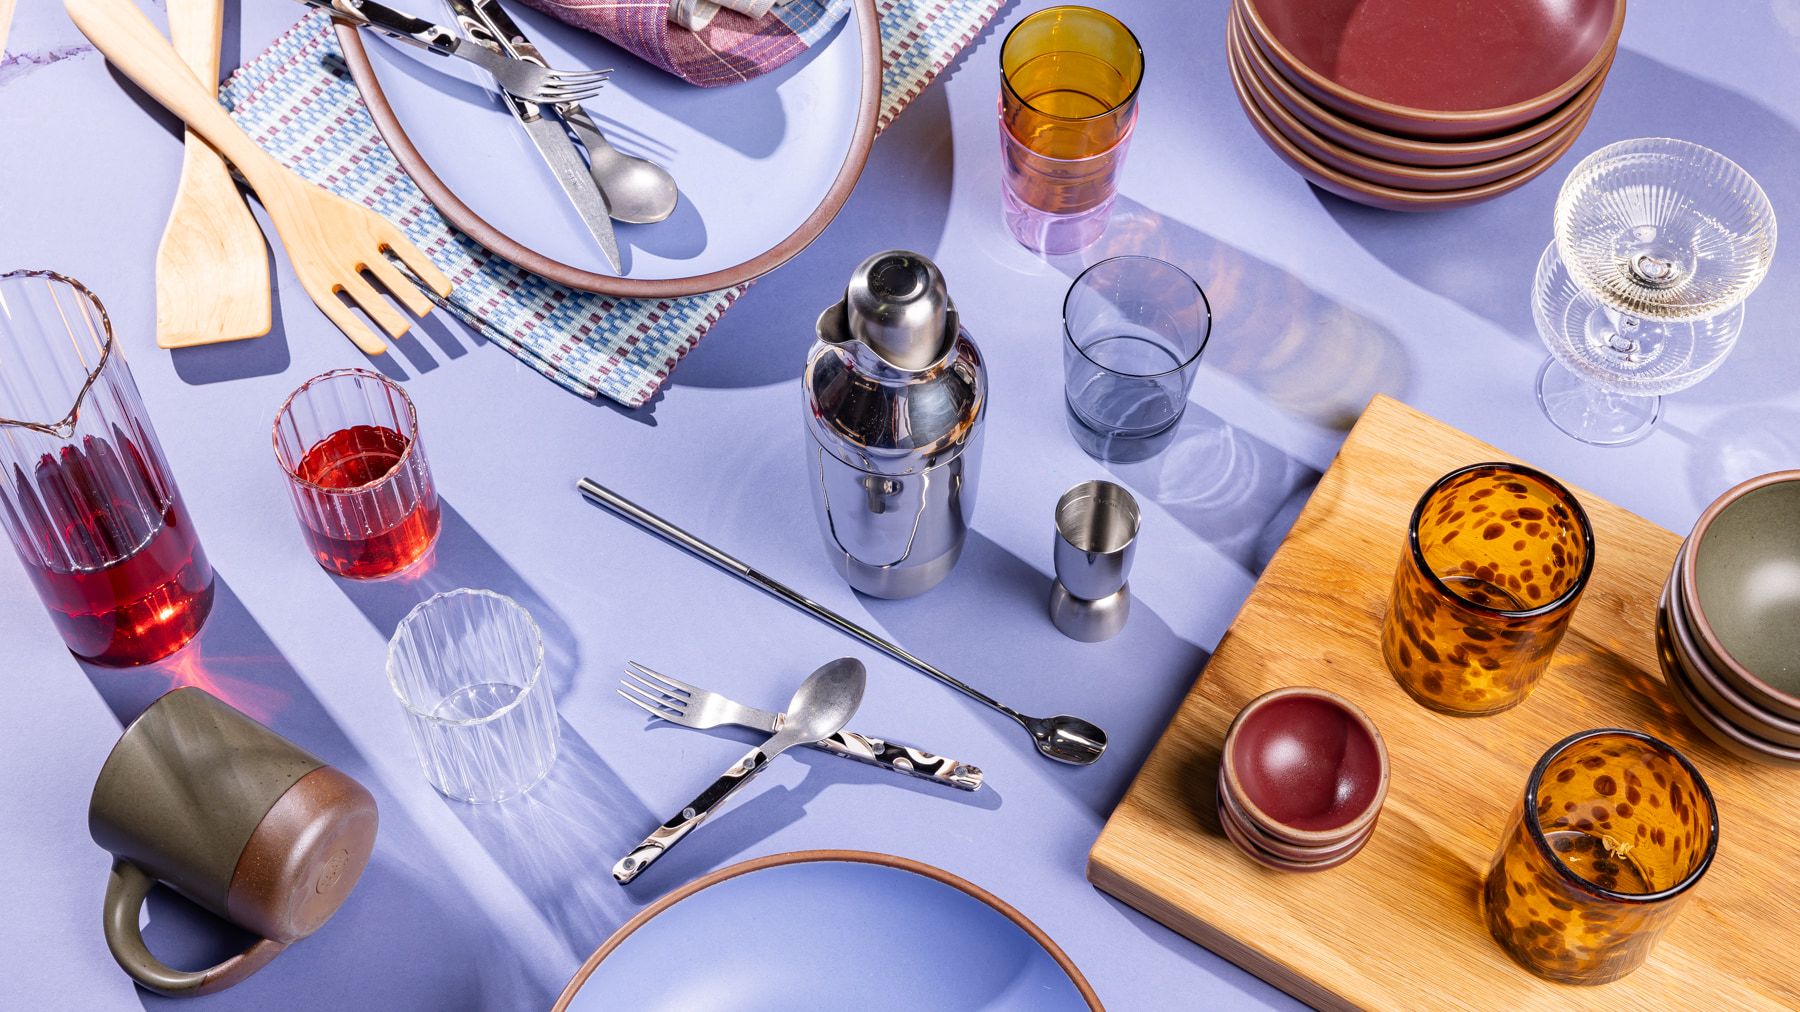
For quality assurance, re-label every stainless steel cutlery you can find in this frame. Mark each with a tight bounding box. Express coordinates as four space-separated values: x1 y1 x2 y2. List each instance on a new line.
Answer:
614 659 866 885
620 661 984 791
297 0 611 106
578 477 1110 766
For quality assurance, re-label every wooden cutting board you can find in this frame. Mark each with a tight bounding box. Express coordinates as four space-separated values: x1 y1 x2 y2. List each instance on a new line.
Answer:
1088 395 1799 1010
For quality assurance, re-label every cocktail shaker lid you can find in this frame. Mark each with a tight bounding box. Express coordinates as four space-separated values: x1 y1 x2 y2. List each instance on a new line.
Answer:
837 250 953 371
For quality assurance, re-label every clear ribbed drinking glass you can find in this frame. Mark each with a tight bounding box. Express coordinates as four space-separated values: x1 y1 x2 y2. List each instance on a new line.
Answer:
0 270 214 665
386 589 559 803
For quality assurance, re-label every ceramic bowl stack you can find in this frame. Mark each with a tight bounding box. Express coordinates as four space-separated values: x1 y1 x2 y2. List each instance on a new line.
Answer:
1657 471 1800 767
1217 687 1389 872
1226 0 1625 210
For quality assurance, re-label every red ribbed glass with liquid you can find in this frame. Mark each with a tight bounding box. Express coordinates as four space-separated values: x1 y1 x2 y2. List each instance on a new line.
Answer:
273 369 439 580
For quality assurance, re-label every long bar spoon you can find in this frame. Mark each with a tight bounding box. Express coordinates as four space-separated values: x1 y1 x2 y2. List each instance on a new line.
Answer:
578 478 1108 766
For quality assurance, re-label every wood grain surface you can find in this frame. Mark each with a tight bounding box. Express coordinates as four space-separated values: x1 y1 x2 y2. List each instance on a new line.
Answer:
1088 395 1799 1010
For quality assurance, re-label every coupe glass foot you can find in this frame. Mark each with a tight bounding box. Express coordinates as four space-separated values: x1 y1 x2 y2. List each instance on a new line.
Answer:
1535 358 1661 447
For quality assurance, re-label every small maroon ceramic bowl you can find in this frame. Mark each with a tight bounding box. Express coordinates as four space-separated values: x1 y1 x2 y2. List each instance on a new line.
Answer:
1220 687 1390 847
1216 793 1373 873
1217 773 1378 862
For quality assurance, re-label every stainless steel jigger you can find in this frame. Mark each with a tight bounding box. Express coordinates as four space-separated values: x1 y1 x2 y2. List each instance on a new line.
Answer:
1049 480 1141 642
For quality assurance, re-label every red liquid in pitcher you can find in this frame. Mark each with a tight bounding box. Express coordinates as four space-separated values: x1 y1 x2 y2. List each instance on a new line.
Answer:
14 434 214 666
297 424 439 579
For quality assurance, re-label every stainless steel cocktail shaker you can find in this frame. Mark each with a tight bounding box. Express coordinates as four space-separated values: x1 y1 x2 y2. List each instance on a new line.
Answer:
803 251 987 598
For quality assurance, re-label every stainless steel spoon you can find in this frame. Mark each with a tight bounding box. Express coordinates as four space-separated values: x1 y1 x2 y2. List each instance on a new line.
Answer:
579 478 1110 766
565 113 679 224
613 658 866 884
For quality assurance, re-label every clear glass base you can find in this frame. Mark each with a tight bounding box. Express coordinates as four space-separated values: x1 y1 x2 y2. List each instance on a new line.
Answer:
1535 358 1662 447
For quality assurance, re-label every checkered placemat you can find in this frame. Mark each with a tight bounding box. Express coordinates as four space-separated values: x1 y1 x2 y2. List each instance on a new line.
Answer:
220 2 1002 408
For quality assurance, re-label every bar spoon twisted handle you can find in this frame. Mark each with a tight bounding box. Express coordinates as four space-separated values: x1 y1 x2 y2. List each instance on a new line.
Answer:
577 478 1108 766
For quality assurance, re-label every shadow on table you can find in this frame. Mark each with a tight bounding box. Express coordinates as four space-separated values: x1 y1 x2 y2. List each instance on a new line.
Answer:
1099 403 1322 577
1049 196 1411 433
449 722 655 968
77 576 509 1010
858 531 1210 818
1664 404 1800 514
331 498 580 698
1318 49 1800 408
670 84 957 391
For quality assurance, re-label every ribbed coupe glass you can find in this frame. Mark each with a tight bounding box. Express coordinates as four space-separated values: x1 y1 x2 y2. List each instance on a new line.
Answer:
0 270 214 665
1484 729 1718 984
387 589 559 803
1380 463 1594 716
1533 138 1777 446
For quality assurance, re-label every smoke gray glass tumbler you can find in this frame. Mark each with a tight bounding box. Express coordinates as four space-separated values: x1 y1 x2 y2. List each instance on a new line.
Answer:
1062 256 1210 462
386 589 559 803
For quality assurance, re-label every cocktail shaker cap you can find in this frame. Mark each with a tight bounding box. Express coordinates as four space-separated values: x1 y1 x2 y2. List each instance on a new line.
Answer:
836 250 954 371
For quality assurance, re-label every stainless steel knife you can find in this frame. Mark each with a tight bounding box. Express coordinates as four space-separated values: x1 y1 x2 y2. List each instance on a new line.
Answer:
440 0 622 270
470 0 665 224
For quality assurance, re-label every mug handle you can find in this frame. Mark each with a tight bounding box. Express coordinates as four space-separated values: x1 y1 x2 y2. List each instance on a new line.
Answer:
103 859 287 997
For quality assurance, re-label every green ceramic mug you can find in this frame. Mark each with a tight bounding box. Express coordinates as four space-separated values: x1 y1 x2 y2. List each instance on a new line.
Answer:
88 687 379 997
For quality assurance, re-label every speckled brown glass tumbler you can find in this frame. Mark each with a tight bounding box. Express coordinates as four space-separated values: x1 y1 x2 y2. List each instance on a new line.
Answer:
1484 729 1718 984
1380 463 1595 716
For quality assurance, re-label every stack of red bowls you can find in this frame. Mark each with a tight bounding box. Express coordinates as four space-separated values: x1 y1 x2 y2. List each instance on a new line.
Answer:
1657 471 1800 767
1227 0 1625 210
1217 687 1389 872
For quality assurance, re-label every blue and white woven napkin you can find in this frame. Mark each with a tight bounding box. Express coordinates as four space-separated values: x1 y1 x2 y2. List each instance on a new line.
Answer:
220 2 1002 408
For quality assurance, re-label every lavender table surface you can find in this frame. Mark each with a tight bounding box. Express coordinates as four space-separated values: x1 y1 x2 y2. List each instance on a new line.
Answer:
3 1 1798 1009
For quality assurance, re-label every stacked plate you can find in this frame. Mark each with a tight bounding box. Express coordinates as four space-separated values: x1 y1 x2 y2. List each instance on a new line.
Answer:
1657 471 1800 767
1227 0 1625 210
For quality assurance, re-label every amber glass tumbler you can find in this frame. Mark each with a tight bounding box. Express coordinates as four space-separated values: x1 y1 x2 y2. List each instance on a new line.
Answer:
1484 729 1718 984
1380 462 1594 716
1001 6 1143 157
998 6 1143 253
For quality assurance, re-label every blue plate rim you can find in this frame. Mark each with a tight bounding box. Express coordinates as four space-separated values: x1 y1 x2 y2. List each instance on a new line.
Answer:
551 849 1101 1009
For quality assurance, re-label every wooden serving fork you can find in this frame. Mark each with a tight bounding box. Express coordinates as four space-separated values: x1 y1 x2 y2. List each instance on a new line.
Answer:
155 0 272 348
67 0 453 354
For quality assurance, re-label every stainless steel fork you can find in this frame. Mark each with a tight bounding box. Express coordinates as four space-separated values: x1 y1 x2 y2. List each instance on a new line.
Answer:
299 0 612 106
620 662 983 792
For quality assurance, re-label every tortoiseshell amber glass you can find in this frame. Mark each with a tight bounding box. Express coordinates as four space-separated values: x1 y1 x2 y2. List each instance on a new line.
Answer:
1380 463 1595 716
1484 730 1718 984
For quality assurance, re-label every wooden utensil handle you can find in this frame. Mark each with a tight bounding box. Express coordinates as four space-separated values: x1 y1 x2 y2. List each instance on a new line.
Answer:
64 0 281 187
166 0 224 88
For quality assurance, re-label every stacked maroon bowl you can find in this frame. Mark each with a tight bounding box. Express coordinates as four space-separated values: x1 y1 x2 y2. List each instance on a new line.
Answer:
1227 0 1625 210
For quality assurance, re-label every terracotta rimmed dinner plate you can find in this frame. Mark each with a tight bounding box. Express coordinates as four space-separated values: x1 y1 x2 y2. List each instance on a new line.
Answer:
1228 5 1607 168
1237 0 1624 139
1228 20 1600 192
553 851 1100 1010
334 0 880 297
1226 47 1579 211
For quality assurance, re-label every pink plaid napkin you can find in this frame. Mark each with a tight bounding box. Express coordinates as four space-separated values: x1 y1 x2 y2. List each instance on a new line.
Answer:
516 0 851 87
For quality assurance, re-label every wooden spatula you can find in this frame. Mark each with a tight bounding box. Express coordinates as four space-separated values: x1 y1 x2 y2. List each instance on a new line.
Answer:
154 0 270 349
67 0 453 355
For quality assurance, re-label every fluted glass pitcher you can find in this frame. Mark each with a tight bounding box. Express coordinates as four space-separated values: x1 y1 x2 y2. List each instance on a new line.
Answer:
0 271 214 665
